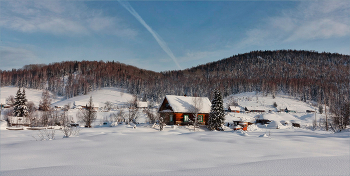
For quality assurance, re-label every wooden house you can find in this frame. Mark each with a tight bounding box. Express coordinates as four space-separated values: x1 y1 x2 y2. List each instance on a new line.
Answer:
158 95 211 126
228 106 241 113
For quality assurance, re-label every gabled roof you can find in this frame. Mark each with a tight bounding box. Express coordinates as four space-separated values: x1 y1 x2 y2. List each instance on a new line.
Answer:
160 95 211 113
229 106 241 111
74 101 99 107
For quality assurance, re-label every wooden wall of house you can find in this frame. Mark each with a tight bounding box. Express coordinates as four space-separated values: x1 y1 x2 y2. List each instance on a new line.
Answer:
173 113 209 125
159 113 210 125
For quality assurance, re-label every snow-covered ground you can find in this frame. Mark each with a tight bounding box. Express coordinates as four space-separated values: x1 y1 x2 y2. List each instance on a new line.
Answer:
1 87 349 175
1 123 349 176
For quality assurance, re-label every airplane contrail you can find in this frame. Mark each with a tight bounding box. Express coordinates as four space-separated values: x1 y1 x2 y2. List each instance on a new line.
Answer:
118 0 182 70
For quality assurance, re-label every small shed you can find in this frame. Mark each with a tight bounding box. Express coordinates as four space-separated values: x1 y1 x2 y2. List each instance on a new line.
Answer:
228 106 241 113
137 102 148 109
292 123 300 127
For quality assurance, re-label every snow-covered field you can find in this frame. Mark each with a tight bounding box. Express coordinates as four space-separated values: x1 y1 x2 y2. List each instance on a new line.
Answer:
1 87 349 175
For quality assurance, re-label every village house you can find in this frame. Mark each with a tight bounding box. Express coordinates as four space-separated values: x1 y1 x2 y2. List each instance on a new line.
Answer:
74 101 99 111
228 106 241 113
158 95 211 125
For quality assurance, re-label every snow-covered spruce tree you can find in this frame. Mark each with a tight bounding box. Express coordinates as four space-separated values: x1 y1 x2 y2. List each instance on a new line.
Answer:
13 88 28 117
207 89 225 131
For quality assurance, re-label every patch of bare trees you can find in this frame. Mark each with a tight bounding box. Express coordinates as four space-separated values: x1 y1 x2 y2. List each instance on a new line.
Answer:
104 101 114 111
77 96 97 127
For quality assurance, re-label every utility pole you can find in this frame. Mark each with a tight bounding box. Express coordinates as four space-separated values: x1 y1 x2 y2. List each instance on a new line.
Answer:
314 109 317 129
0 70 2 120
325 102 328 131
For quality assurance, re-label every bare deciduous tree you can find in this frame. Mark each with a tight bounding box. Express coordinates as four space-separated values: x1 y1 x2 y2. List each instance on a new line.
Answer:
144 108 157 124
78 96 97 128
6 95 15 107
39 90 52 111
127 95 138 124
104 101 113 111
189 96 203 132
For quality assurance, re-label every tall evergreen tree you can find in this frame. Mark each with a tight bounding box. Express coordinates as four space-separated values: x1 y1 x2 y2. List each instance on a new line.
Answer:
13 88 28 117
207 89 225 131
13 88 22 117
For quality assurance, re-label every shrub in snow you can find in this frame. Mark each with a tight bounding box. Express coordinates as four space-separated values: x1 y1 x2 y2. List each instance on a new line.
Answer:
259 134 269 138
273 102 278 108
32 129 55 141
62 126 81 138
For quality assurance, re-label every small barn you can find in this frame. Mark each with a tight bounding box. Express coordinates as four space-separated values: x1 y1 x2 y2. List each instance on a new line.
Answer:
228 106 241 113
158 95 211 125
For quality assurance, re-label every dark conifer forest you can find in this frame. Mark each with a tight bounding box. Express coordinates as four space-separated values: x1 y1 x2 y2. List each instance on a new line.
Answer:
1 50 349 117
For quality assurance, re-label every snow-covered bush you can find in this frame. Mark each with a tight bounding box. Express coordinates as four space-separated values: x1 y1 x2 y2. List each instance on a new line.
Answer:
32 129 55 141
62 126 81 138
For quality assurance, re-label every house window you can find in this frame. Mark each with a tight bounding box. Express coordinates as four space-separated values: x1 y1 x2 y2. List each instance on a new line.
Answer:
184 115 189 122
198 115 203 122
170 115 173 122
165 103 170 109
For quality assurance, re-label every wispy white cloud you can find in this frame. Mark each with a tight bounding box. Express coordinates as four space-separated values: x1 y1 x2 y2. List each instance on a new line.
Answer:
0 1 137 37
238 1 350 47
118 0 182 70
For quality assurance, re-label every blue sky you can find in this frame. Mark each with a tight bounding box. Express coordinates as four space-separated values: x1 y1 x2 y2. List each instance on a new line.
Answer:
0 0 349 72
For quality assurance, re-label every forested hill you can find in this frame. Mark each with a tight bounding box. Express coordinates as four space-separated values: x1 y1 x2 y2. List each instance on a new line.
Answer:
1 50 350 115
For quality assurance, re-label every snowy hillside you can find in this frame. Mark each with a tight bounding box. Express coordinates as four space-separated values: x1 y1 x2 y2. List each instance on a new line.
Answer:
0 86 61 107
51 87 135 108
224 92 323 128
0 86 148 124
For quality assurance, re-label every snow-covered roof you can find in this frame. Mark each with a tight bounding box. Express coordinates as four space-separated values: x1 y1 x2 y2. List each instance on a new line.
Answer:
163 95 211 113
74 101 99 107
137 102 148 108
229 106 241 111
